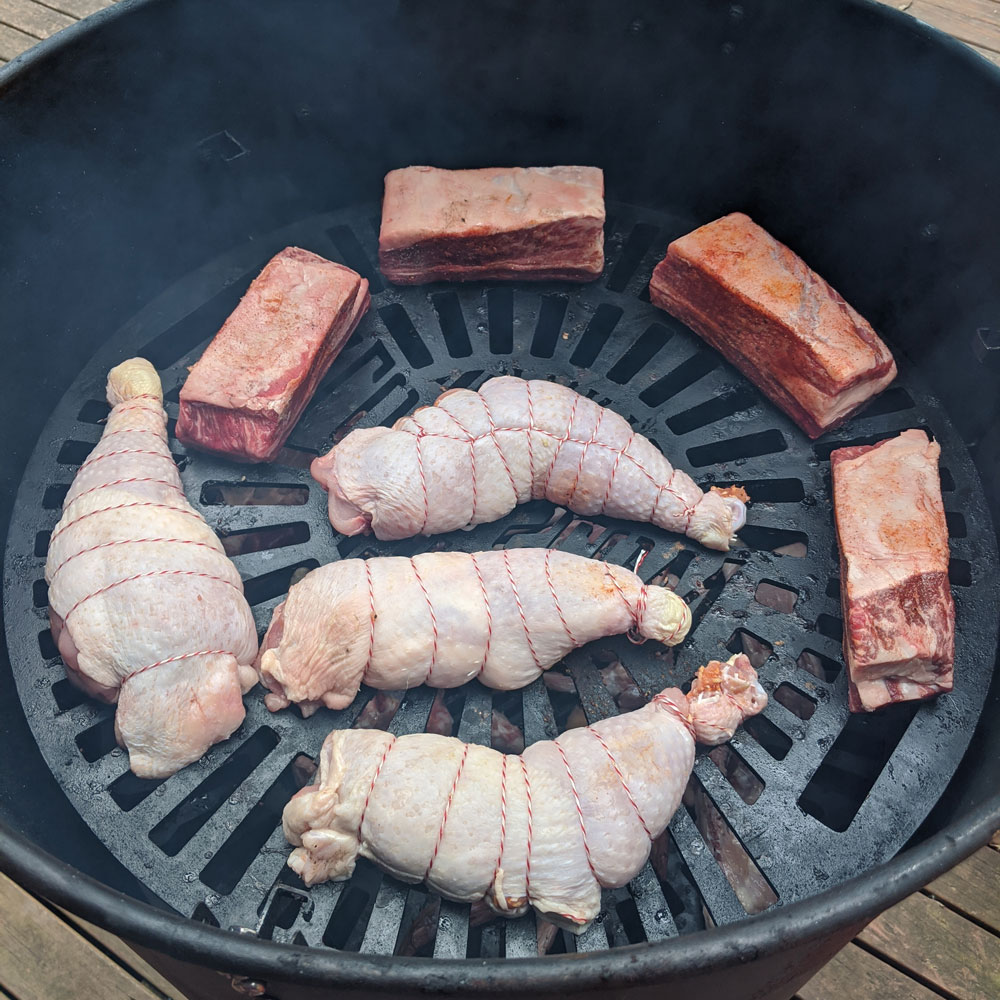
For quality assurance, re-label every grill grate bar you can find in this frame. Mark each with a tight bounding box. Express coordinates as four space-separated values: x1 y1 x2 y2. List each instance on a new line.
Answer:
669 809 747 926
504 913 538 957
432 900 470 959
574 918 611 952
359 878 409 956
628 861 679 940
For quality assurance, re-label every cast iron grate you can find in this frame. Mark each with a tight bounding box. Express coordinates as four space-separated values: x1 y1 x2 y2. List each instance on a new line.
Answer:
4 201 998 959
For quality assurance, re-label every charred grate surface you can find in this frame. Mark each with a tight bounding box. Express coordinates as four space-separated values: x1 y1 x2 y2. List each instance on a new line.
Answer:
3 202 998 959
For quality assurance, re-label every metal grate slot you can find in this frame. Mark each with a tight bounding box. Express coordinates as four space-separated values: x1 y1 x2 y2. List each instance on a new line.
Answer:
42 485 70 509
668 809 746 927
815 614 844 642
242 561 320 607
667 386 760 435
706 745 764 806
754 580 798 614
75 715 118 762
813 427 931 463
379 305 434 369
772 684 817 721
150 727 281 856
639 352 718 407
51 678 87 713
200 753 314 895
797 649 842 683
738 524 808 555
108 770 165 812
219 522 311 557
431 292 473 359
569 303 623 368
687 430 788 468
328 225 384 294
529 295 569 360
741 715 793 761
798 702 921 832
606 223 659 293
36 628 58 661
684 775 778 915
487 287 514 354
856 385 915 417
606 322 670 384
200 482 309 506
945 511 967 538
949 558 972 586
725 629 773 669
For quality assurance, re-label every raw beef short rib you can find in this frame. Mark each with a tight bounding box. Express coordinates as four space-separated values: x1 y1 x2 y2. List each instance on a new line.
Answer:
378 166 605 284
831 429 955 712
649 213 897 438
176 247 370 463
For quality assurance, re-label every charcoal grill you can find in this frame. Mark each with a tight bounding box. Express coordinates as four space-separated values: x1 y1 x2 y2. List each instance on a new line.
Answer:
2 1 1000 998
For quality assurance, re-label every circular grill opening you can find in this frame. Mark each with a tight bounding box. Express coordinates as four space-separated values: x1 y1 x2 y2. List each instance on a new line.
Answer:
5 200 997 960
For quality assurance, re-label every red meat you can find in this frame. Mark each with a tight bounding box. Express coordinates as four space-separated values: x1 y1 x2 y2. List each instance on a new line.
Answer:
649 213 896 438
177 247 370 463
831 430 955 712
378 166 605 284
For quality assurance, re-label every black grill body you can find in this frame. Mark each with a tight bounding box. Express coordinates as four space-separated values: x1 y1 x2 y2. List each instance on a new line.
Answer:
1 2 999 998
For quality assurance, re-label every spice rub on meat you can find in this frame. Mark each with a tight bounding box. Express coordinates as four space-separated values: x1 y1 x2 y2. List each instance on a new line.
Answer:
649 213 896 438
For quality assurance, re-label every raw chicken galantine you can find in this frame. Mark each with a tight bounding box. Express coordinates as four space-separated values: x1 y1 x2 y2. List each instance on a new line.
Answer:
311 376 747 551
257 549 692 714
282 654 766 931
45 359 258 778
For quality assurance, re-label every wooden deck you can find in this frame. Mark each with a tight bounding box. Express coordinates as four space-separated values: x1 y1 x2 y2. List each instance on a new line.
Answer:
0 1 998 998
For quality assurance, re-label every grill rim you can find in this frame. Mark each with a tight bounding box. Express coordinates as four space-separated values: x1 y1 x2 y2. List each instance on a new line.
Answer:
2 0 1000 989
2 793 998 988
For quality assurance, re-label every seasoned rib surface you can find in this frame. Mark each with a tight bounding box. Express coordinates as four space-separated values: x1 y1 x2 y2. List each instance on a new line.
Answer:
650 213 896 438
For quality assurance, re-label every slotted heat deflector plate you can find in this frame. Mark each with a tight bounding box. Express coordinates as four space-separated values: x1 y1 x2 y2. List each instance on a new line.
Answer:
4 201 998 959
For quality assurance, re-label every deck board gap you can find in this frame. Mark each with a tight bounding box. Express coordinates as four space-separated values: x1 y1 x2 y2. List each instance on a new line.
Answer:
850 938 959 1000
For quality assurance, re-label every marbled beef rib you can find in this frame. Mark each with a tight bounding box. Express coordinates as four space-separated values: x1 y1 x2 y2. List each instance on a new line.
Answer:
649 213 897 438
378 166 605 284
831 429 955 712
176 247 370 463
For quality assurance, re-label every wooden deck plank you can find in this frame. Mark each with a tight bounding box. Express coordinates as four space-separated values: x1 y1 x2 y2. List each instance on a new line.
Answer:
887 0 1000 53
924 845 1000 931
857 891 1000 1000
56 907 192 1000
796 941 942 1000
0 0 75 39
0 872 163 1000
33 0 113 19
0 20 37 59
